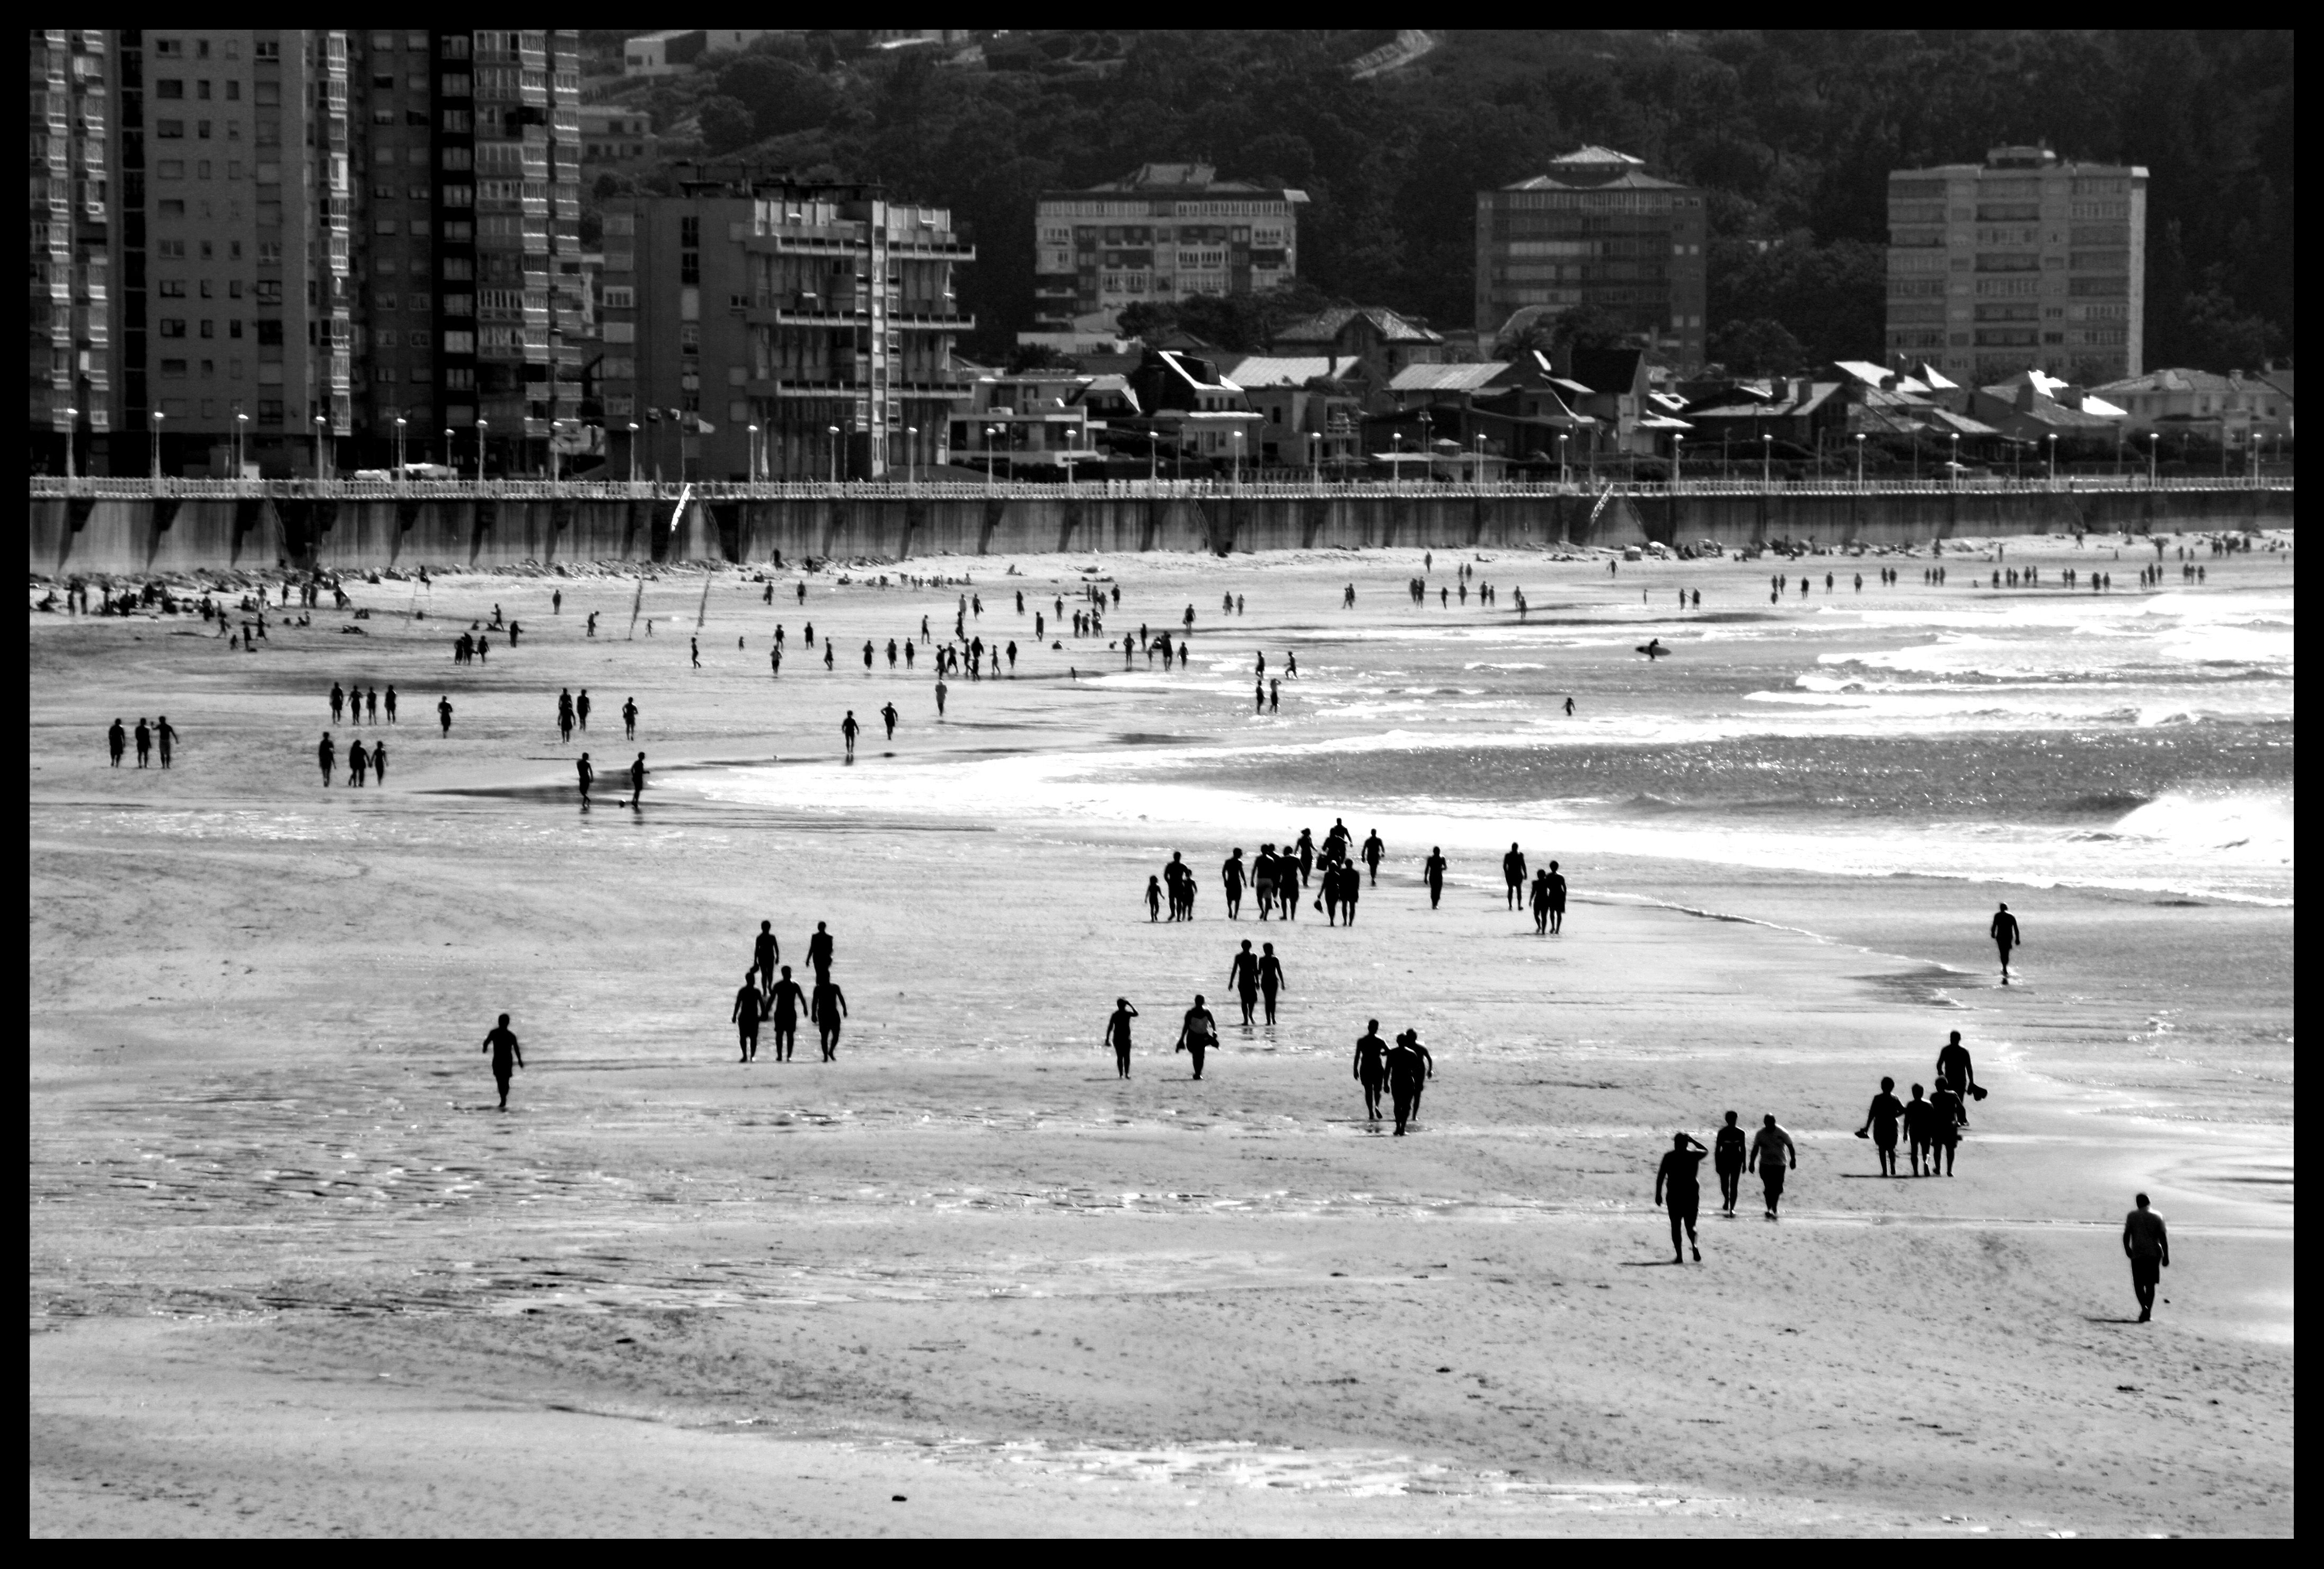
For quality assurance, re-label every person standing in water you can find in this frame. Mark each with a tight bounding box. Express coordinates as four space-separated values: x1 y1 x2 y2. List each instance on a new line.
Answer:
1713 1111 1746 1215
1176 995 1218 1080
2123 1193 2170 1322
731 971 765 1063
881 702 898 741
1748 1113 1797 1218
481 1013 523 1111
1990 902 2022 983
1856 1077 1905 1176
842 710 861 760
1655 1132 1711 1262
1353 1020 1388 1121
1104 998 1138 1079
1423 846 1448 909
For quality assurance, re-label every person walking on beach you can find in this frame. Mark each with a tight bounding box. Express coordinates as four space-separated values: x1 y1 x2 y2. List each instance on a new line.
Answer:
626 752 648 810
811 974 848 1060
1544 861 1568 934
1655 1132 1711 1262
621 697 639 740
1353 1020 1388 1121
133 718 152 768
1363 830 1384 887
1145 875 1164 921
1105 998 1139 1079
935 678 949 718
1337 861 1362 926
1386 1029 1433 1134
1176 995 1218 1080
574 690 588 731
156 716 179 769
806 921 834 980
366 688 379 724
2123 1193 2170 1323
348 737 369 788
732 971 765 1063
1748 1114 1797 1218
437 696 454 737
767 966 806 1061
316 731 336 786
753 921 780 1000
331 682 346 724
1928 1082 1966 1175
1424 847 1448 909
108 718 127 767
573 752 594 809
1990 902 2022 983
1713 1111 1746 1215
1901 1084 1937 1176
1228 940 1261 1027
1503 843 1527 910
690 636 701 671
1257 943 1287 1026
372 742 388 785
1857 1077 1905 1176
1530 869 1554 934
842 710 861 760
481 1013 523 1111
1221 848 1247 918
880 702 898 742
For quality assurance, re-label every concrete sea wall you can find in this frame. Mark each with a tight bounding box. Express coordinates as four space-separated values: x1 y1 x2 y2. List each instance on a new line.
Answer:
31 485 2292 577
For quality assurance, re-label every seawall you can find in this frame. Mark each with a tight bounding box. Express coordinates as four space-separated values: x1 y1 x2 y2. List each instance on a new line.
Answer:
30 484 2292 577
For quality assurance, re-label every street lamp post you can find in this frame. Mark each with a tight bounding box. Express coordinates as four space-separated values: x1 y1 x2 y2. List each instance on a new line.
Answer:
906 425 918 489
829 423 843 486
235 410 250 480
1854 431 1866 487
1761 432 1772 491
1558 432 1569 490
746 422 759 483
626 422 640 484
1672 433 1683 492
149 409 165 482
1948 431 1960 491
477 417 491 482
2148 431 2159 487
547 420 562 489
394 415 408 478
2047 432 2058 487
984 424 1000 493
313 413 329 481
62 407 78 481
1231 428 1243 490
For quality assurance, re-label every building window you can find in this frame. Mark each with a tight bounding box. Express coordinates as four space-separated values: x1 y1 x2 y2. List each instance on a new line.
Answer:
161 358 189 376
160 318 188 337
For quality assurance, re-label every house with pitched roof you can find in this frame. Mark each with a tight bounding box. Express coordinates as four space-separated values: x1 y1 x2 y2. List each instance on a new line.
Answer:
1270 307 1447 393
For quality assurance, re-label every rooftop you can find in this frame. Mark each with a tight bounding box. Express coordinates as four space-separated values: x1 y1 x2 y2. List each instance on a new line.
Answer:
1274 306 1445 348
1504 146 1686 192
1388 362 1514 393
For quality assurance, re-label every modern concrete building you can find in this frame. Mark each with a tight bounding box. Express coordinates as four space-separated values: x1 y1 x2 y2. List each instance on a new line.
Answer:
1032 164 1303 332
1474 147 1707 369
1885 145 2146 385
31 29 122 472
602 174 975 480
578 105 657 169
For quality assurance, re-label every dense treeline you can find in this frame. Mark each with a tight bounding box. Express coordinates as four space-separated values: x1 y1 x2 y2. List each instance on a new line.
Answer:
599 29 2293 375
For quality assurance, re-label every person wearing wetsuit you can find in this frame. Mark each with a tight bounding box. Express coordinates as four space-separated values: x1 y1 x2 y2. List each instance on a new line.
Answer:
1227 941 1261 1027
732 971 764 1062
1221 849 1247 918
1353 1020 1388 1121
2123 1193 2170 1322
1503 843 1528 910
811 975 848 1060
767 966 806 1061
1105 998 1138 1079
1363 831 1385 886
1424 847 1448 909
1386 1029 1433 1135
1655 1132 1711 1262
1545 860 1567 934
1257 943 1286 1026
481 1013 523 1111
1990 902 2021 983
753 922 780 1003
1176 996 1217 1080
1713 1111 1746 1215
1857 1077 1905 1176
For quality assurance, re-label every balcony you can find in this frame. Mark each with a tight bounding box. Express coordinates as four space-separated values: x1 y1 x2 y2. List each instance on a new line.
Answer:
892 310 974 332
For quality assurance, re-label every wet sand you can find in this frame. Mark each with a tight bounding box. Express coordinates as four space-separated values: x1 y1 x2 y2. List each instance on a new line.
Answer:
30 545 2292 1536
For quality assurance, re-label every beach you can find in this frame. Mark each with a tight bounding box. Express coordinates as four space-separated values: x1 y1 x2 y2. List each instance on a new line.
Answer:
29 534 2293 1536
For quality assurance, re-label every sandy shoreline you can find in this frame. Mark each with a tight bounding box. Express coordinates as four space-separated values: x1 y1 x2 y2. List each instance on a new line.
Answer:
30 544 2292 1535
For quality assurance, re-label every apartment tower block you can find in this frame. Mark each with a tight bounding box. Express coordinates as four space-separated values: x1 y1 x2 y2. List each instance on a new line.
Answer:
1885 145 2146 384
1032 164 1302 333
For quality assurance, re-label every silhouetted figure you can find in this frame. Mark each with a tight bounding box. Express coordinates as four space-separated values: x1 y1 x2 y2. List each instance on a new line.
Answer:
107 717 127 767
1544 860 1567 934
1655 1132 1710 1262
1713 1111 1746 1215
1176 995 1217 1080
1748 1114 1797 1218
842 710 861 760
2123 1193 2170 1322
156 716 179 769
627 752 648 809
1990 902 2021 983
732 971 765 1062
753 921 779 999
806 921 834 980
1386 1028 1433 1134
317 731 335 786
1363 830 1384 885
1228 941 1260 1026
481 1012 523 1110
768 966 806 1061
1424 846 1448 909
1353 1019 1388 1121
1105 998 1138 1079
1257 943 1286 1025
1901 1083 1937 1176
1856 1077 1904 1176
1221 848 1247 918
1502 843 1527 909
881 701 898 740
811 975 848 1060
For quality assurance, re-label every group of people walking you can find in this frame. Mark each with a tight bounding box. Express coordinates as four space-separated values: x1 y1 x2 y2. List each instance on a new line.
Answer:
105 715 180 769
730 919 847 1064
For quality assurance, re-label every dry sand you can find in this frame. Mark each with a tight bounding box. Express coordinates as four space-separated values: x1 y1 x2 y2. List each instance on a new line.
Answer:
29 544 2293 1536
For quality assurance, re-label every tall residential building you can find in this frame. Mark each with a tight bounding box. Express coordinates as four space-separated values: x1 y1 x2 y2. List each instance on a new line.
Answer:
1474 147 1707 369
1032 164 1303 333
31 29 352 476
1885 145 2146 384
31 29 119 471
601 175 975 480
350 29 586 472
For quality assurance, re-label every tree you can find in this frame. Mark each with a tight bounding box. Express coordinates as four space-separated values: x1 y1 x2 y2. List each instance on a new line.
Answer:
719 56 836 140
1708 318 1808 377
697 96 756 156
1005 341 1077 374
